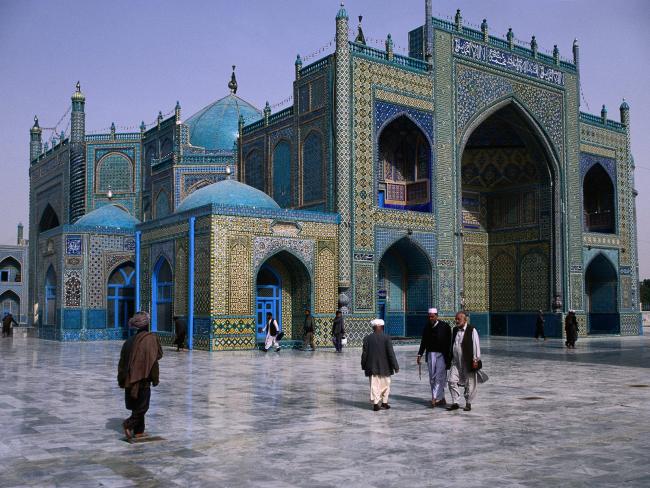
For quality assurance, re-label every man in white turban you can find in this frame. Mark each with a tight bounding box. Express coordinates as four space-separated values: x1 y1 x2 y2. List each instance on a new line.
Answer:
361 318 400 411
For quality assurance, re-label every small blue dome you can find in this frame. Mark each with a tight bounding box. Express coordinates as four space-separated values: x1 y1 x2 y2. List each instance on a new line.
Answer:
176 179 280 213
75 204 140 230
184 94 261 151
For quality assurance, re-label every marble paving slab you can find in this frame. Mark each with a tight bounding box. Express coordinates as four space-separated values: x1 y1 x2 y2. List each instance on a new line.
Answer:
0 335 648 487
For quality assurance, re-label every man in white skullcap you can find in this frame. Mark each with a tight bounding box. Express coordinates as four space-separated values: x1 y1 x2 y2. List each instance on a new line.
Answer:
361 318 400 411
417 307 452 408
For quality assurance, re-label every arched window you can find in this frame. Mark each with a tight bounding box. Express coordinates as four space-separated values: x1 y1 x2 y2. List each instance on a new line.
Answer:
96 153 134 193
302 132 324 205
583 164 615 233
0 257 21 283
160 138 173 158
44 266 57 326
245 149 264 191
273 141 292 208
107 262 135 329
378 116 431 212
152 257 173 332
39 204 60 232
155 190 171 219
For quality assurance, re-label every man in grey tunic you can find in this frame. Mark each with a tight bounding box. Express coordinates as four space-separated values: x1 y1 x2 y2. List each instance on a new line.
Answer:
446 311 481 412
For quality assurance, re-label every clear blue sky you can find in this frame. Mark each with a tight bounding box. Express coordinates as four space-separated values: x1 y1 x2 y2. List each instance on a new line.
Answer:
1 0 648 275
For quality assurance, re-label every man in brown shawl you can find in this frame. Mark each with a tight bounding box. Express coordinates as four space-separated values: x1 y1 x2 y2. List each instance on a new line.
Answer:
117 311 163 439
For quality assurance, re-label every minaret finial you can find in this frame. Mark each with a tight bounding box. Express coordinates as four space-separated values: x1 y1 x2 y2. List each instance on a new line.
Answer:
228 65 238 94
76 81 81 92
355 15 366 45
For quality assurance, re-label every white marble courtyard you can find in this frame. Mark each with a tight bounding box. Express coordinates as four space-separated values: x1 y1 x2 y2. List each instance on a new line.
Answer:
0 334 649 487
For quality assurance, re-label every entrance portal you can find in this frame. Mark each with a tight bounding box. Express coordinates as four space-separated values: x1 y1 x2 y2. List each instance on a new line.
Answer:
255 251 311 344
461 104 555 336
378 237 432 337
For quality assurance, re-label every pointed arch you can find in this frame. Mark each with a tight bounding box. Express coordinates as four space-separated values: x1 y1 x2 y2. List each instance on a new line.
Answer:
302 130 324 205
39 204 60 232
0 290 20 318
0 256 22 283
378 237 433 337
244 148 264 191
583 163 615 233
377 115 431 212
272 140 292 208
107 261 135 329
152 256 173 332
154 188 171 219
44 265 57 326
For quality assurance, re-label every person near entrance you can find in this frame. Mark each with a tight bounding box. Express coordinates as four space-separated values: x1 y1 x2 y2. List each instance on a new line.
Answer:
173 316 187 351
447 311 481 412
361 318 399 411
331 310 345 353
565 310 578 348
303 308 316 351
416 307 452 408
261 311 281 352
534 310 546 341
2 313 18 337
117 312 163 440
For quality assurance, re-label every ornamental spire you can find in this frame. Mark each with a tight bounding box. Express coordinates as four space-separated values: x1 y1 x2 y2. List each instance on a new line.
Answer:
228 65 238 94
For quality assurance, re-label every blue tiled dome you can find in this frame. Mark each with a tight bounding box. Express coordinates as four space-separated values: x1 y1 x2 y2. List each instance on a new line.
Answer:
184 94 262 151
176 179 280 212
75 204 140 230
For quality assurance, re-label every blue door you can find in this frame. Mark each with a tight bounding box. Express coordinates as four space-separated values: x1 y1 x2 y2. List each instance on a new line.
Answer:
256 266 282 343
107 263 135 329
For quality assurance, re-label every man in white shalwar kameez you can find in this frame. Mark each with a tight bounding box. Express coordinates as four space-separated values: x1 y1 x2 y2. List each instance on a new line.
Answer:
446 311 481 412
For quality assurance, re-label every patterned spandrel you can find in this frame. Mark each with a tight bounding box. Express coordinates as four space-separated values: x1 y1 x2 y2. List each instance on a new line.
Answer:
97 153 133 192
302 132 324 204
272 142 292 208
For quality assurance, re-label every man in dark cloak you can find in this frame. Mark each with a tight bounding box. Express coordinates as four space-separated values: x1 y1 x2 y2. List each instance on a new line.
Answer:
173 316 187 351
2 313 18 337
331 310 345 353
117 311 163 440
565 310 578 348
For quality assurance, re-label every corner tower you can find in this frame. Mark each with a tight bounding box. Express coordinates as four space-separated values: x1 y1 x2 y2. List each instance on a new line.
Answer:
29 116 42 161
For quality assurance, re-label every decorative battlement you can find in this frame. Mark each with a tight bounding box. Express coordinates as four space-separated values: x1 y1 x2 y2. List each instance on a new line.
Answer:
85 132 141 142
32 138 69 164
300 56 332 78
350 41 429 72
579 112 625 132
421 16 577 74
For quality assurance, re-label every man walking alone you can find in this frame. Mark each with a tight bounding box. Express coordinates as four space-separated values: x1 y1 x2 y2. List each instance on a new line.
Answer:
417 308 451 408
361 319 399 411
117 312 163 440
303 308 316 351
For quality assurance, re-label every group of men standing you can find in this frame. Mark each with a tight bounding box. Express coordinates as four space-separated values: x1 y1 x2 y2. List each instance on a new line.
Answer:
361 308 481 412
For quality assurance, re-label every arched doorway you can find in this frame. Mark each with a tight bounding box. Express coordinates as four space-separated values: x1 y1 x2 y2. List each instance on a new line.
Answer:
107 262 135 329
460 104 556 336
152 257 173 332
583 164 615 233
378 237 432 337
585 254 619 334
255 251 311 344
0 257 21 283
377 116 431 212
44 265 57 326
0 290 20 319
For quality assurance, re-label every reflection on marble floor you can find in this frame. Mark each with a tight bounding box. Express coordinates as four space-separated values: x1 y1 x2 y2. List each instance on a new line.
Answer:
0 335 649 487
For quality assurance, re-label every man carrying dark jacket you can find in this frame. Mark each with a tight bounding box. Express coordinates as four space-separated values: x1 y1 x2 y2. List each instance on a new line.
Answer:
447 311 481 412
117 312 163 440
416 307 452 408
361 318 399 411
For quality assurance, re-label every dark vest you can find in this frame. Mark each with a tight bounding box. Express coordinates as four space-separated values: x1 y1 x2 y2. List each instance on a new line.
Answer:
452 325 475 370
